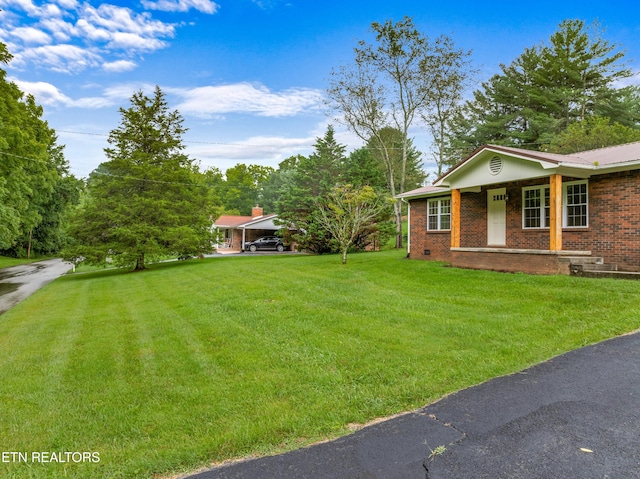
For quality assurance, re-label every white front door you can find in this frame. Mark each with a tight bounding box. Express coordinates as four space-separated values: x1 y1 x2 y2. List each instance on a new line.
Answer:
487 188 506 246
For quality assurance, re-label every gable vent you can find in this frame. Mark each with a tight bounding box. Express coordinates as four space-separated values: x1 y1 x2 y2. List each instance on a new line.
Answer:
489 156 503 175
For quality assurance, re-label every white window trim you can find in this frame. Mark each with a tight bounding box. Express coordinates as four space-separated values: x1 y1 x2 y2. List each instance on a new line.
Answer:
563 180 589 228
521 180 589 229
522 185 550 229
427 197 451 231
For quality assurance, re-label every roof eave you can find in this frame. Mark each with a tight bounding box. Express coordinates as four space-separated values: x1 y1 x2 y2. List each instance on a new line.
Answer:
397 189 451 200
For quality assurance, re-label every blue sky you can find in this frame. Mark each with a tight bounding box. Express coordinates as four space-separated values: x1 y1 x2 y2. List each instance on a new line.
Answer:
1 0 639 179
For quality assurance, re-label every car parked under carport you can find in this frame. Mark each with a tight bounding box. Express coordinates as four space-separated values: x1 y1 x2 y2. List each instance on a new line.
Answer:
243 236 286 252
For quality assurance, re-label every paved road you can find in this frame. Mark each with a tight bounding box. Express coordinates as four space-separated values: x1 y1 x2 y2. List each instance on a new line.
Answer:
0 259 72 315
188 330 640 479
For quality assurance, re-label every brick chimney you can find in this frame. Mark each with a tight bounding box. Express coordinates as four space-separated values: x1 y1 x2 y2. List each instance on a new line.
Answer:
251 205 264 218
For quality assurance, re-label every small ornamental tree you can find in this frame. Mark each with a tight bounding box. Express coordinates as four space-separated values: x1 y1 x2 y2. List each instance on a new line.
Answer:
65 86 212 270
314 184 392 264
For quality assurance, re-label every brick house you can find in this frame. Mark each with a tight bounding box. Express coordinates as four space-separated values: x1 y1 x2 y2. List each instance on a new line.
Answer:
213 206 281 252
398 142 640 274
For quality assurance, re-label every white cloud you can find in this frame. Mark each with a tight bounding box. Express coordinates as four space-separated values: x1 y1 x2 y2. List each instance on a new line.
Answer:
39 17 75 42
189 135 314 161
8 26 50 44
39 3 64 18
186 134 316 172
12 44 102 73
102 59 138 73
55 0 78 9
141 0 219 14
0 0 39 16
13 78 323 118
9 78 146 109
71 82 154 108
0 0 66 18
77 4 175 50
80 4 175 37
172 83 324 118
10 78 74 106
107 31 169 52
0 1 178 73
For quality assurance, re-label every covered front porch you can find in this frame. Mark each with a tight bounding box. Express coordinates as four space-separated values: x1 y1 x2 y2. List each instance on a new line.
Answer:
446 173 589 274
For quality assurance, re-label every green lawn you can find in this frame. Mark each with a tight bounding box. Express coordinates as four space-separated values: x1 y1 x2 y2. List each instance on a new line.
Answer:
1 251 639 478
0 255 50 269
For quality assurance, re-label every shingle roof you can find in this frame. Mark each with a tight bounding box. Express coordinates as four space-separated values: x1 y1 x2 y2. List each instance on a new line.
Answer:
213 215 254 228
213 214 278 228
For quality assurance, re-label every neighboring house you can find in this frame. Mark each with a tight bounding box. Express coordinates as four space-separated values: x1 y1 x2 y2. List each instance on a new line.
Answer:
398 142 640 274
213 206 281 252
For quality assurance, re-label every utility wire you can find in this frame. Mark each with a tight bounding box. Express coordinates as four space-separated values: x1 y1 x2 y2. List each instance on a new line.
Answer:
57 130 313 148
56 129 425 150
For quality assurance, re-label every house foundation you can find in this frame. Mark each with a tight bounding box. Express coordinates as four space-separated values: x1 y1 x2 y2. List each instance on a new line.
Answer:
450 248 591 275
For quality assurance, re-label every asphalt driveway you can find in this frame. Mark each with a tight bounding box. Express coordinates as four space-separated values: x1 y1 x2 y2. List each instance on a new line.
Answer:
0 258 72 315
187 330 640 479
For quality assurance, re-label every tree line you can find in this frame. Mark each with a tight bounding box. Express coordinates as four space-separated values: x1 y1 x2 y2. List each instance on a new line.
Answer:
2 17 639 267
0 43 83 259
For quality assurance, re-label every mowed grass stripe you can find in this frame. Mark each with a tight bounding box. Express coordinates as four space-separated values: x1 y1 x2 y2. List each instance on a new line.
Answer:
1 251 639 478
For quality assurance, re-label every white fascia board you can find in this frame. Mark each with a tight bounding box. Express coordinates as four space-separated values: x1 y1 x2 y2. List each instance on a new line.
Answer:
239 216 281 230
398 188 451 200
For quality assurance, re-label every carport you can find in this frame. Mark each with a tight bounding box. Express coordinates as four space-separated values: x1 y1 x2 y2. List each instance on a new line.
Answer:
238 215 282 251
212 206 283 252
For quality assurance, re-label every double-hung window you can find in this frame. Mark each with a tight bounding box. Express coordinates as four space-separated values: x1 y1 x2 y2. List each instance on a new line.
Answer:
428 198 451 231
523 186 550 228
564 181 588 227
522 180 588 229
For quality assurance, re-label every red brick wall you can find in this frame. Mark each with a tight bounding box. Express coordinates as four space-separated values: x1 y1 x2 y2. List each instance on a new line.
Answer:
459 191 486 248
408 200 451 261
569 170 640 271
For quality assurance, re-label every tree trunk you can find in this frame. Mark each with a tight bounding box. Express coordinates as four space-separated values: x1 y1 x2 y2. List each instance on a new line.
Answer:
342 248 348 264
394 199 403 248
134 253 145 271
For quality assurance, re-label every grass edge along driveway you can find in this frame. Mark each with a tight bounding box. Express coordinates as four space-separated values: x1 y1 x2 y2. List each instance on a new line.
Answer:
1 250 639 479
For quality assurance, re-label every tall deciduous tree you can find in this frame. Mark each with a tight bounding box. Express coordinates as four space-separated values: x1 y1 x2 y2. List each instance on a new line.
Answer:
420 35 475 176
260 155 303 213
65 86 211 270
328 17 464 247
221 163 274 215
0 40 80 256
365 127 426 193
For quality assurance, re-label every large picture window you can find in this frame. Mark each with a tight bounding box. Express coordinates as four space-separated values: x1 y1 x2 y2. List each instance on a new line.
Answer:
428 198 451 231
522 180 588 229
